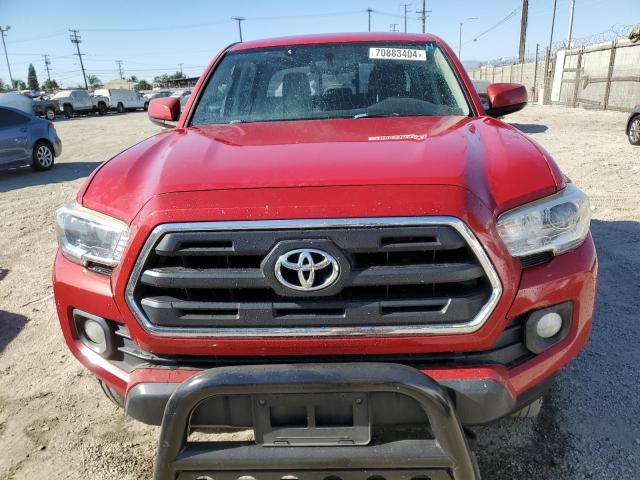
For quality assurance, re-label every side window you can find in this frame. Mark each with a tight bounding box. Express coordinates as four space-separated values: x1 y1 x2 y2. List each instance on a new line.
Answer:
191 62 236 124
0 109 28 128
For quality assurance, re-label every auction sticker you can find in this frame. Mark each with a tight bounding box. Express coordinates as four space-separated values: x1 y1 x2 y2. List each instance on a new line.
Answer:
369 47 426 61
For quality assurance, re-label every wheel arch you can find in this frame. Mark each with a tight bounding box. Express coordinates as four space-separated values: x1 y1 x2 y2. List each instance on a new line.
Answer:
33 138 56 157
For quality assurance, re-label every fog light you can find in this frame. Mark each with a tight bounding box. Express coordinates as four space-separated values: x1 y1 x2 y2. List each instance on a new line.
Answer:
73 309 115 357
524 302 572 354
84 319 107 352
535 312 563 338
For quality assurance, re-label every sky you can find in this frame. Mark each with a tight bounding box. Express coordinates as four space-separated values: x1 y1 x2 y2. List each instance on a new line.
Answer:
0 0 638 88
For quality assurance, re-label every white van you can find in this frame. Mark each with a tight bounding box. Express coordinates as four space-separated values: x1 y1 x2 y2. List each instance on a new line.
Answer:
93 88 148 113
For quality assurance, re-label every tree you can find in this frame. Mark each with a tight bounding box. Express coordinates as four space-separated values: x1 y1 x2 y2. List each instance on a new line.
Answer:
42 79 60 92
127 75 138 83
12 79 27 90
0 78 7 92
134 79 152 91
27 63 39 91
87 75 102 89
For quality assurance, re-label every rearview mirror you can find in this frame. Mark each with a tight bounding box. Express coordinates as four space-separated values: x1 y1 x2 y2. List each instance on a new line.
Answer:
148 97 180 128
485 83 527 118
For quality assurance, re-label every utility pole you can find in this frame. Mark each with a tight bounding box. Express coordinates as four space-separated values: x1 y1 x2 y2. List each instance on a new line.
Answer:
458 17 478 61
401 3 411 33
533 43 540 101
42 54 51 82
366 8 373 32
116 60 124 80
178 63 183 77
69 29 88 90
390 23 399 32
518 0 529 63
0 26 14 88
566 0 575 49
416 0 431 33
543 0 558 104
231 17 245 42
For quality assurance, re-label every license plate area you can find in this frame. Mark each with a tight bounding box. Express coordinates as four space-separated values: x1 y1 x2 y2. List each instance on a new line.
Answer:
253 393 370 446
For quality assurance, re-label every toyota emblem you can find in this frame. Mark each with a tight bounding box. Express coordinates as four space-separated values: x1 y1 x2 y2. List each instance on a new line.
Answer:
274 248 340 291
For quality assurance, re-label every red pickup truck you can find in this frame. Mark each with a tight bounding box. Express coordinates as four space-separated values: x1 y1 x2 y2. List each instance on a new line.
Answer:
53 33 597 479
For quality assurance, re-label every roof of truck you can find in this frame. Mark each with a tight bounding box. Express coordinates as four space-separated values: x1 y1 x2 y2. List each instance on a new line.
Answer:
230 32 442 52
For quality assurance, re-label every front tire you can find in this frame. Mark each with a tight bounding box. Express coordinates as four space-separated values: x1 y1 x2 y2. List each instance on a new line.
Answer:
143 101 149 111
97 102 107 115
628 116 640 146
116 102 125 114
31 141 55 171
63 104 73 118
45 107 56 121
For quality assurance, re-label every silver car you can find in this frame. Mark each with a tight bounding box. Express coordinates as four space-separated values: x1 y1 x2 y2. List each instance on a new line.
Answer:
0 106 62 171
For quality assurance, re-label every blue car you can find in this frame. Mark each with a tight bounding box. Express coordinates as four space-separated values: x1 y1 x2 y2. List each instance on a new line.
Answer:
0 106 62 171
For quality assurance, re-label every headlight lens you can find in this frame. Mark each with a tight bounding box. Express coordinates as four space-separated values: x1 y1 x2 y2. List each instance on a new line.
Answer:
496 184 591 257
55 201 129 267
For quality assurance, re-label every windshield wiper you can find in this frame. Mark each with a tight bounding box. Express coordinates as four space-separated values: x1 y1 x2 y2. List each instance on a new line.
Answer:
353 112 400 119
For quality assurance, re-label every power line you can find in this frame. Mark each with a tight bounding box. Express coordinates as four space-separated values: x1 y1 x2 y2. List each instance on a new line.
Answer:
0 26 14 87
69 29 88 90
472 8 520 43
231 17 246 42
390 23 400 32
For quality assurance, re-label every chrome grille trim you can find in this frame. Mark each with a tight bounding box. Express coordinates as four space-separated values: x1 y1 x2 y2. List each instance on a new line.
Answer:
125 217 502 337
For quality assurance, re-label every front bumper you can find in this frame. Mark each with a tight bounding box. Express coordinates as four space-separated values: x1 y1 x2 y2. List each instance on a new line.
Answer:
152 363 480 480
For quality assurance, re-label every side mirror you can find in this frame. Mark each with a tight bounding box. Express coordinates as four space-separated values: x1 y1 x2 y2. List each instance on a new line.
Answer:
485 83 528 118
148 97 180 128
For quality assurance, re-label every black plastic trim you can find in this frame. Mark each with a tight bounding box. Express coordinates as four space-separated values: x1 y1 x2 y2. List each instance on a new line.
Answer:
152 363 480 480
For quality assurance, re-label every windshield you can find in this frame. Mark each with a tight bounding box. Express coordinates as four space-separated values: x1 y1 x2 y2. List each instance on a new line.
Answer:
191 42 471 125
52 91 70 99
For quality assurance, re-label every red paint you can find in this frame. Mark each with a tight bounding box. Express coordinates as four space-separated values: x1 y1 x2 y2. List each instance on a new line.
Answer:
54 33 597 408
486 83 528 110
148 97 180 122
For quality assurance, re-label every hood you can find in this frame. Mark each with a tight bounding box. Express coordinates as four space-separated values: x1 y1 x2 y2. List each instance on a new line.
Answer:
82 115 560 222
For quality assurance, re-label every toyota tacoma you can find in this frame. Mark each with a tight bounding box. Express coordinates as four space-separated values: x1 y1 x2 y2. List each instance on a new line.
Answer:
53 33 597 480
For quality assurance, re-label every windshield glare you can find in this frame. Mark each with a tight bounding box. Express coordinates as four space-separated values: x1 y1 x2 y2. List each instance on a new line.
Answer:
191 42 471 125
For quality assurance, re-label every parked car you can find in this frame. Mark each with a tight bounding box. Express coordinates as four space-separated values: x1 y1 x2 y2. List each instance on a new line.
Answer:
54 33 596 480
0 92 34 115
170 89 191 108
94 88 148 112
627 105 640 145
51 89 108 117
0 106 61 170
32 95 60 120
143 90 172 101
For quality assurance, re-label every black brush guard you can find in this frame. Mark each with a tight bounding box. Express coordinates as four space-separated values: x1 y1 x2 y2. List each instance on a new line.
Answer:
154 363 481 480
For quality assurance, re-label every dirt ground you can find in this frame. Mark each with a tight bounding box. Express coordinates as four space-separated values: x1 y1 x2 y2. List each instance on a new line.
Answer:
0 106 639 479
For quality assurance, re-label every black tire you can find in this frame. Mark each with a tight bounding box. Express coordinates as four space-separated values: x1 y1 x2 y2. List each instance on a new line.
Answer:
116 102 125 113
143 101 149 111
45 107 56 121
99 380 124 409
510 397 543 418
97 102 107 115
628 115 640 146
31 141 55 171
63 104 73 118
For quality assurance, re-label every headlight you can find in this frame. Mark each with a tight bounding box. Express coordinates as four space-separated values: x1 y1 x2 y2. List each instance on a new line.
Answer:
496 184 591 257
55 201 129 267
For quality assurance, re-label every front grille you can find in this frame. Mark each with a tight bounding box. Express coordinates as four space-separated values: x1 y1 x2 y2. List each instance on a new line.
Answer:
126 218 501 337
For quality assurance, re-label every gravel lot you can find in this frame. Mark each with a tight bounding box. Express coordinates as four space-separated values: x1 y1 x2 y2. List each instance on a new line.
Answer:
0 106 639 479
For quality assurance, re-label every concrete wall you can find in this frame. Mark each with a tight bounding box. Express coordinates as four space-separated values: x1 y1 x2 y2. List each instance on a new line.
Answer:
467 39 640 112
